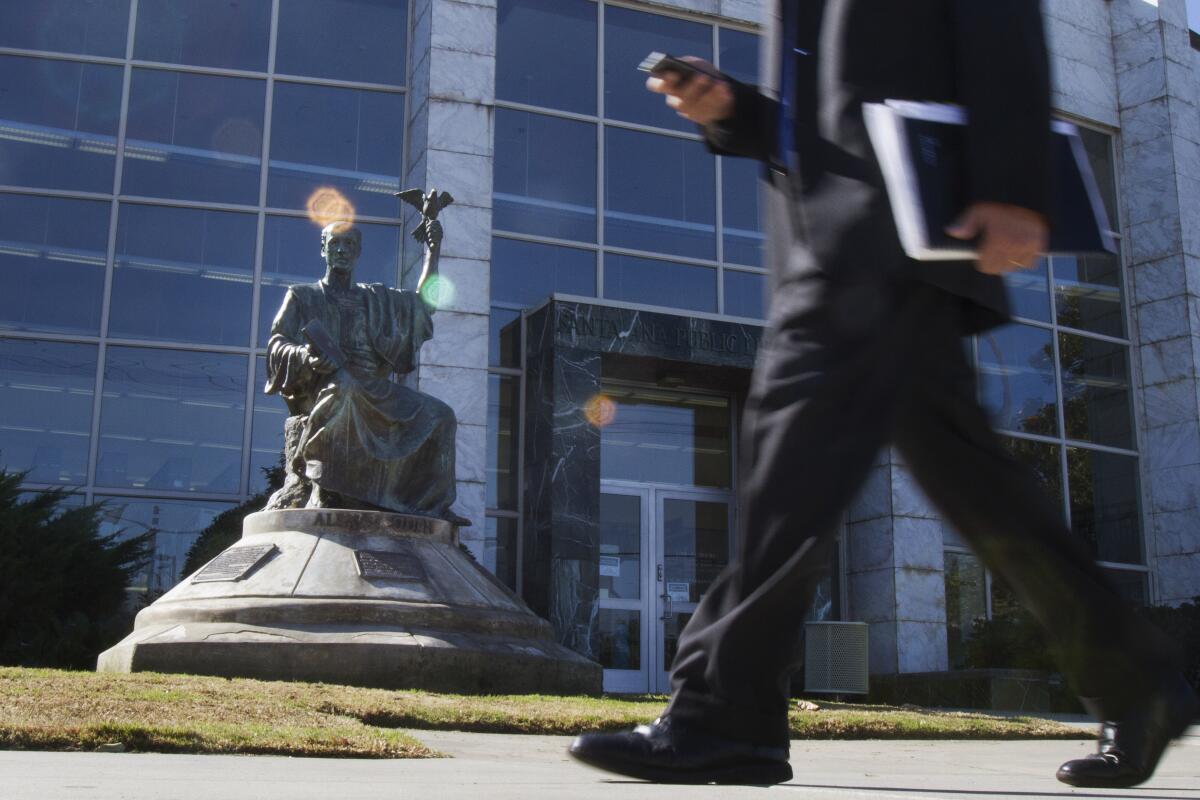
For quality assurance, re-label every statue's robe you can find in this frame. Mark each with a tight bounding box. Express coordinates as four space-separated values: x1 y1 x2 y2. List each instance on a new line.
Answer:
265 280 457 516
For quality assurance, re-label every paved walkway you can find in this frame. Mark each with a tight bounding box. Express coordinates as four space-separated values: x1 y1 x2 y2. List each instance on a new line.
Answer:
2 728 1197 800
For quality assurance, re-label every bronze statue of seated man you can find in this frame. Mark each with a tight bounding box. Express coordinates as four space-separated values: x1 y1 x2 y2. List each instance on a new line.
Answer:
263 215 466 525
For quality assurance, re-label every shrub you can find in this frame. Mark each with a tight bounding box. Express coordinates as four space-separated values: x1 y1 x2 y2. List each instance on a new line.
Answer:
0 469 151 668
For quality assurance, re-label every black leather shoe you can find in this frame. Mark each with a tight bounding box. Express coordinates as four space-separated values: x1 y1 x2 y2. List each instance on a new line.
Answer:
1057 673 1199 788
568 716 792 785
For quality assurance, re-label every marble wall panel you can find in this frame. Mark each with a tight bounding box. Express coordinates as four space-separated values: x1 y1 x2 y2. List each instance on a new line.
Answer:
848 568 896 624
1139 336 1197 386
456 422 488 484
427 100 493 157
432 0 496 56
848 464 892 523
895 621 949 674
894 569 947 624
419 364 489 427
846 517 894 573
423 310 488 368
1142 421 1200 471
1157 552 1200 603
892 518 945 572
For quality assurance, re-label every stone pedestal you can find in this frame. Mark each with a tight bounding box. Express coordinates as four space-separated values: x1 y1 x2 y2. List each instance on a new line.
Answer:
97 509 600 695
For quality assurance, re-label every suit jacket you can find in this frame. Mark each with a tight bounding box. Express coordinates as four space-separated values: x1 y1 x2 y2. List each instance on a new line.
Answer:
705 0 1052 333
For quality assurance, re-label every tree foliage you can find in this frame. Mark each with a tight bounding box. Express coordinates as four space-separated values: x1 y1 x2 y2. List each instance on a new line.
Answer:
0 469 151 668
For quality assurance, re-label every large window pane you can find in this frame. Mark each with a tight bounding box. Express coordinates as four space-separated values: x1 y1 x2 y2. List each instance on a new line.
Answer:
0 55 122 193
0 0 130 58
491 237 596 307
110 204 255 346
134 0 270 71
484 516 518 591
722 156 763 267
268 83 404 219
1003 257 1052 323
977 323 1058 437
1067 448 1142 564
489 306 521 368
944 551 987 669
605 128 716 260
123 69 264 204
663 498 729 603
0 194 108 336
497 0 596 114
600 389 731 488
604 6 711 133
259 216 400 347
494 109 597 242
249 357 287 495
0 339 96 485
1059 332 1133 449
599 493 641 601
1002 435 1064 513
604 253 716 313
724 270 765 319
1078 127 1118 231
276 0 408 86
1053 254 1125 338
98 497 235 594
719 28 759 85
487 375 519 511
97 347 246 493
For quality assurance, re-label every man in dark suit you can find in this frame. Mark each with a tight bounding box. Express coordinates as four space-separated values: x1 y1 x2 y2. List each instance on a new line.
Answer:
569 0 1197 787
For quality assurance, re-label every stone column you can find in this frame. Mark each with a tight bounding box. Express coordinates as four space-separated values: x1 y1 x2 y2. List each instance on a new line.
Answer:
846 449 948 676
406 0 497 556
1111 0 1200 603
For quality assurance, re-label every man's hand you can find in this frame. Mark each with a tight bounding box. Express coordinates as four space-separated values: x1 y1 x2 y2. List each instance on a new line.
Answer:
304 346 337 376
645 57 734 125
946 202 1049 275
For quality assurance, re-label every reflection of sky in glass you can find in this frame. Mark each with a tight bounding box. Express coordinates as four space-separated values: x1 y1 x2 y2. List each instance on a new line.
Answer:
0 55 122 194
0 0 130 58
497 0 597 114
494 109 597 243
250 356 287 495
97 347 247 494
134 0 271 71
491 237 596 307
110 204 256 346
123 69 265 205
0 339 97 485
604 253 716 314
0 193 109 335
723 270 765 319
268 83 404 218
276 0 409 86
605 128 716 260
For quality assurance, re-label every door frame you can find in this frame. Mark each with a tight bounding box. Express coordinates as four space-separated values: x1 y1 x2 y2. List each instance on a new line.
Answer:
599 480 734 694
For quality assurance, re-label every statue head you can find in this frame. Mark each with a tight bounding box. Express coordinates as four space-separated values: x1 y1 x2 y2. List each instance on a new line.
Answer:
320 221 362 276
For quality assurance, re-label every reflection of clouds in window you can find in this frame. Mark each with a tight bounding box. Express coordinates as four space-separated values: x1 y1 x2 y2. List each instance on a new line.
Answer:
98 348 247 493
0 339 97 484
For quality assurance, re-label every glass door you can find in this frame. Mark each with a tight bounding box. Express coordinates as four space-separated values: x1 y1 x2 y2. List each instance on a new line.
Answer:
655 491 732 693
596 486 652 693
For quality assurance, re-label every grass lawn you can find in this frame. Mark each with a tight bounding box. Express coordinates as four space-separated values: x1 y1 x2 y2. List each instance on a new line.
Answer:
0 667 1090 758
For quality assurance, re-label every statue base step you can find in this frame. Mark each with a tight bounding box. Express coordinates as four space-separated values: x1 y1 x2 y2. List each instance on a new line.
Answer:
97 509 600 695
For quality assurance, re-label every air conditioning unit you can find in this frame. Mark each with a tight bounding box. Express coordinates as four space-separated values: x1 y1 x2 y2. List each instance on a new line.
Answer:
803 621 869 695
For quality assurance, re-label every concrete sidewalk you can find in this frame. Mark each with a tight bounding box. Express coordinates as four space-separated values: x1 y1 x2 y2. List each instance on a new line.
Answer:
1 729 1197 800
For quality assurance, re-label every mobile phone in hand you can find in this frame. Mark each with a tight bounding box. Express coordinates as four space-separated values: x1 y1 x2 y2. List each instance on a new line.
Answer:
638 51 722 83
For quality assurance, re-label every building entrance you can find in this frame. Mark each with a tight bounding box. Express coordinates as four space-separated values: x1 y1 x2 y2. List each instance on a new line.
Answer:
592 386 735 693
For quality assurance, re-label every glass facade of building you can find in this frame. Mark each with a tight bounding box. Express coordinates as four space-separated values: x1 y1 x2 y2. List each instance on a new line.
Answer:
0 0 410 595
487 0 766 588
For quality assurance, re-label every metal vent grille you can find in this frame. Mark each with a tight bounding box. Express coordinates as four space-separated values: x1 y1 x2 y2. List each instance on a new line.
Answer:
803 621 869 694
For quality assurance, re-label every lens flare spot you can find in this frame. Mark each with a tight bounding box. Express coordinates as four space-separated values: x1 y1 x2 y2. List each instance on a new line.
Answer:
584 394 617 428
306 187 356 227
419 274 455 309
